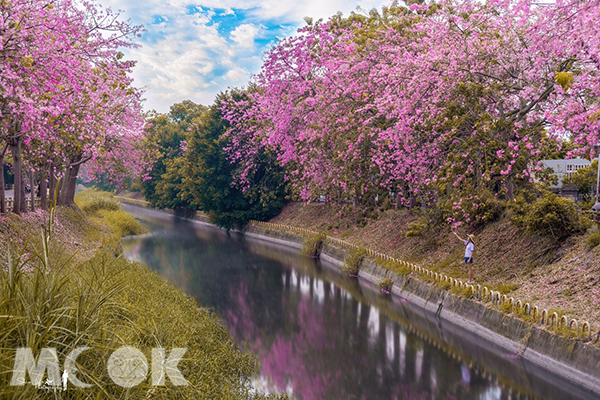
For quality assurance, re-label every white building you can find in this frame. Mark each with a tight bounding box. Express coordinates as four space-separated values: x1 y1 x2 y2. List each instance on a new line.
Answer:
539 159 595 186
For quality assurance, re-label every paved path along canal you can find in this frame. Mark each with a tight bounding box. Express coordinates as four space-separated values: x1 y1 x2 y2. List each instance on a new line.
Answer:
121 204 596 400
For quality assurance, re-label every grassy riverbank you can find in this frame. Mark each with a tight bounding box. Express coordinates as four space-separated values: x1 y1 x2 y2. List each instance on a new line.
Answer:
0 191 280 399
270 202 600 330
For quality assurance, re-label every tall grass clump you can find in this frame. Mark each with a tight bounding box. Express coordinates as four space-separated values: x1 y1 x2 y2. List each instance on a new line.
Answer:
377 277 393 293
75 190 147 239
342 247 367 276
0 206 282 399
100 209 147 238
300 232 326 258
75 189 120 213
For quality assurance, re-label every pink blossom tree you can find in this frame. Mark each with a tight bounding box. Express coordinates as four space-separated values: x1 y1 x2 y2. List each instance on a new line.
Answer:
0 0 144 213
225 0 600 225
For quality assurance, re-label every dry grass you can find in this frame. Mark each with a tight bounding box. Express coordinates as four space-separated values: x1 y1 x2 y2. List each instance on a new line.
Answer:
0 193 284 399
74 190 148 239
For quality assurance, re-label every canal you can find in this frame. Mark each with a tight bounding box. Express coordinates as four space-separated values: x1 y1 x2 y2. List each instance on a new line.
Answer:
121 204 595 400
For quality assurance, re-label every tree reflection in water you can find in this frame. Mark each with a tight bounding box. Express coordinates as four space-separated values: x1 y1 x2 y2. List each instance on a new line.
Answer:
222 271 497 399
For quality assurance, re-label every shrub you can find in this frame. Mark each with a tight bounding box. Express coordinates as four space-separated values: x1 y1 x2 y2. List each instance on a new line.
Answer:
300 232 326 258
380 196 392 211
511 191 588 240
405 218 428 238
563 160 598 203
342 247 367 276
586 228 600 250
377 277 393 292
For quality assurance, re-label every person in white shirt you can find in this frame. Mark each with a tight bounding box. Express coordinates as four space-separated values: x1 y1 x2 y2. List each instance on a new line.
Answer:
452 231 475 283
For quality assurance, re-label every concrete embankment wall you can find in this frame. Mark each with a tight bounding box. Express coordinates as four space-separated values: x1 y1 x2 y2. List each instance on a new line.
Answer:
244 224 600 396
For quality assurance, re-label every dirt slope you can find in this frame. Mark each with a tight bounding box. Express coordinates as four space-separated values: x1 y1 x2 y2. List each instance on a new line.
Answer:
270 202 600 327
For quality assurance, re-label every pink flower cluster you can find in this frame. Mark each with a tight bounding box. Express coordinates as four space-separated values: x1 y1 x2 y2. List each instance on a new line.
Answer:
1 0 147 200
223 0 600 223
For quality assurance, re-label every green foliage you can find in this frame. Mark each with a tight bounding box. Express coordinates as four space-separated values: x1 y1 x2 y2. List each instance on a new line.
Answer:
404 213 442 251
511 191 588 240
153 156 191 210
85 173 133 193
0 217 271 399
537 137 577 161
439 188 505 228
586 227 600 250
142 101 207 210
563 160 598 202
405 218 428 238
300 232 326 257
377 277 393 292
555 71 574 91
341 247 367 275
183 90 286 229
141 93 286 230
3 161 14 185
472 190 505 224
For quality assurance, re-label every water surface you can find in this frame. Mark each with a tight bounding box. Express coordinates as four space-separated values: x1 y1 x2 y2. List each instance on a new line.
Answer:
121 205 595 400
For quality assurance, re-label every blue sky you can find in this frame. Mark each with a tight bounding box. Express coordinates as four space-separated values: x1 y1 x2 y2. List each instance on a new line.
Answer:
100 0 391 113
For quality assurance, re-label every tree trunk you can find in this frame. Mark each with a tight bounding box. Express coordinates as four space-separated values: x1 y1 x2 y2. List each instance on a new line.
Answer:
409 194 418 209
64 163 81 205
29 170 35 212
58 164 71 205
20 173 27 212
506 180 514 202
40 165 48 211
0 144 7 214
9 137 23 215
59 154 86 206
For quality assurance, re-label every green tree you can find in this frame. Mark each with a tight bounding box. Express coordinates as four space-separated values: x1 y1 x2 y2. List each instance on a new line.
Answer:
183 91 287 229
142 102 206 208
563 160 598 207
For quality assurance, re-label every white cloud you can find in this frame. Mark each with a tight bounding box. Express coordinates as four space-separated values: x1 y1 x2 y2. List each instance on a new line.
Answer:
224 66 251 82
220 7 235 16
99 0 392 112
230 24 262 48
196 0 390 21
